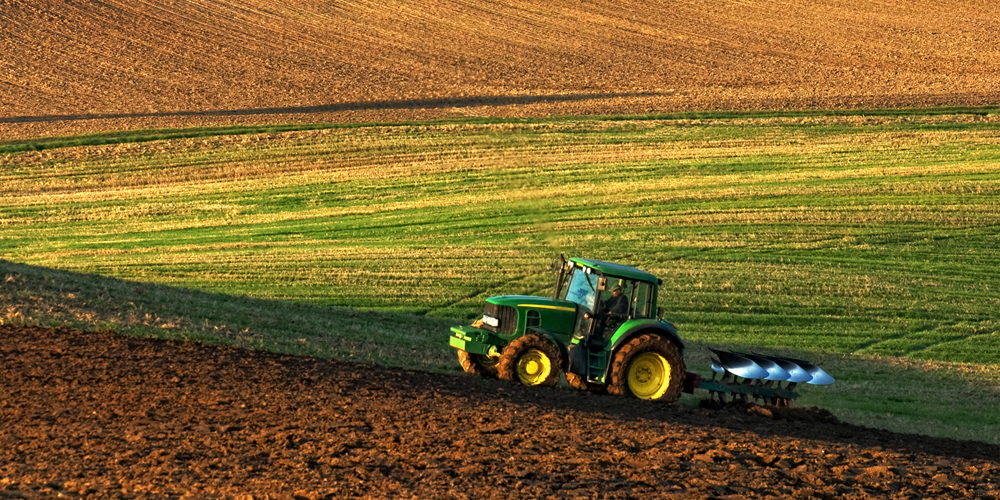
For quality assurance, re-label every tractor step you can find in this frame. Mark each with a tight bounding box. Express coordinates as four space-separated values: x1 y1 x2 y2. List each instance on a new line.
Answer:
586 350 608 384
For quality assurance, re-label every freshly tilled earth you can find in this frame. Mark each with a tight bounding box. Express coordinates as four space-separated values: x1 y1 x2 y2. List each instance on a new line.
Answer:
4 0 1000 140
1 325 997 499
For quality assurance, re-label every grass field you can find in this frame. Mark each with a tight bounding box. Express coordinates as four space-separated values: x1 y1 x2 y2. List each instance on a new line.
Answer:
2 109 999 442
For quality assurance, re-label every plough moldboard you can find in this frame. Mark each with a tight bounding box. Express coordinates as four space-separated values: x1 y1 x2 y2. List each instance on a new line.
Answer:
684 349 835 407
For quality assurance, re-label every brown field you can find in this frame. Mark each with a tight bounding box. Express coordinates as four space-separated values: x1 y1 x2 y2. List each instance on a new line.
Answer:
3 0 1000 139
2 326 997 499
3 2 999 497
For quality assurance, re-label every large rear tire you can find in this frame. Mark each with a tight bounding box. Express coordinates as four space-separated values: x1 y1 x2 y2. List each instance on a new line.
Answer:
607 334 685 402
457 349 500 378
497 334 562 387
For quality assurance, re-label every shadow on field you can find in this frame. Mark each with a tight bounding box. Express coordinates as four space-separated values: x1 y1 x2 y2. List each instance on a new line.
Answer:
0 259 457 369
0 92 665 124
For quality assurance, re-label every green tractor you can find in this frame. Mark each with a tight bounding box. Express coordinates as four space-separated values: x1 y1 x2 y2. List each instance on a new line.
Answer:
449 256 834 404
450 256 688 402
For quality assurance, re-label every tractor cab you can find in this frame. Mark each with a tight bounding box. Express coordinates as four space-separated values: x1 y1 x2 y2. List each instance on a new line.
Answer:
552 257 682 387
555 257 661 345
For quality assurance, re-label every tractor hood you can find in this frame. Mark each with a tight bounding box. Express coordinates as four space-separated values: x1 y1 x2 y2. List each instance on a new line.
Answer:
486 295 577 312
481 295 578 336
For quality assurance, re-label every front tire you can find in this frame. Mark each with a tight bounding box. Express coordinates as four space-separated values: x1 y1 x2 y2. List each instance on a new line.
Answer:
457 349 500 378
497 334 562 387
607 334 685 402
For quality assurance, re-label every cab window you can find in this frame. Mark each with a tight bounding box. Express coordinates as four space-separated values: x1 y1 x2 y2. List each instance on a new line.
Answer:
597 277 636 317
559 266 600 312
632 282 653 318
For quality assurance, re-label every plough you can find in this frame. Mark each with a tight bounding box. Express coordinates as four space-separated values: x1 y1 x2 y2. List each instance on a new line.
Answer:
685 349 834 406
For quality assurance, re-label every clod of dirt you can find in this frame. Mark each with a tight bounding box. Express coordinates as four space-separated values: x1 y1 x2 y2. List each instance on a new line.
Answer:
700 399 841 425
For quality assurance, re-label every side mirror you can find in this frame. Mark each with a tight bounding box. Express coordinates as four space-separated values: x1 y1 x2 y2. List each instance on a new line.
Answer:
549 254 566 272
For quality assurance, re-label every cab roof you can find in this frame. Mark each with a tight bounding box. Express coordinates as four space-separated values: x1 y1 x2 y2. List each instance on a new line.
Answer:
569 258 659 284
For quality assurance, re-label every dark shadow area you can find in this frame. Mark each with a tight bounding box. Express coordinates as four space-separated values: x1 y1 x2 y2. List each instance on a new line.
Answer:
0 92 665 124
0 259 457 367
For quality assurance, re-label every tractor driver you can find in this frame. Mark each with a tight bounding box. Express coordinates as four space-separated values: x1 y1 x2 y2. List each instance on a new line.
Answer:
598 285 630 338
603 286 629 319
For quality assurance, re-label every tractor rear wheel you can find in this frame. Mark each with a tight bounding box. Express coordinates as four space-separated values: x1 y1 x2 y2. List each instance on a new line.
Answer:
607 334 685 402
497 334 562 387
457 349 500 378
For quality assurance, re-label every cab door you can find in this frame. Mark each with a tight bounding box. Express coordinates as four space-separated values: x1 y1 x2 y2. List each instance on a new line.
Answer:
566 274 605 377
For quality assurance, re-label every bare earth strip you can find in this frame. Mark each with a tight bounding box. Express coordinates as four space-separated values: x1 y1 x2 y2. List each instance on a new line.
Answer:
1 325 997 499
2 0 1000 139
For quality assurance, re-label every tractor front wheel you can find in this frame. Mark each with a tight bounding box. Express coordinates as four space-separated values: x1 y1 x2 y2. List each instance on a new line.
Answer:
607 334 685 402
457 349 500 378
497 334 562 387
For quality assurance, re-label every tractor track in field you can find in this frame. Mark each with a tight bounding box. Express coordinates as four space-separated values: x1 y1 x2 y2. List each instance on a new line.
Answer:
3 0 1000 140
1 325 996 499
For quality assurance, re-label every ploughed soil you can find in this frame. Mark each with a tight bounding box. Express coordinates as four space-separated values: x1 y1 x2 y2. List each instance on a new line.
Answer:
1 325 997 499
4 0 1000 140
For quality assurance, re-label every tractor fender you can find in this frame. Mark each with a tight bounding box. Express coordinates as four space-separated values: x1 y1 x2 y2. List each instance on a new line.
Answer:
607 320 685 356
590 320 685 383
526 327 571 371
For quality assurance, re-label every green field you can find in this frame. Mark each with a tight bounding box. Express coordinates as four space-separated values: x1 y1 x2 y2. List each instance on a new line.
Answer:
2 109 999 442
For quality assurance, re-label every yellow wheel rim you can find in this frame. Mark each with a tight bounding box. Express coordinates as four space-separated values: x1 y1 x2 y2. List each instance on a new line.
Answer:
516 349 552 386
628 352 671 400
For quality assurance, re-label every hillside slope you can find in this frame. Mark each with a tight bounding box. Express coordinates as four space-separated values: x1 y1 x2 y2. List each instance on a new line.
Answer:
3 0 1000 138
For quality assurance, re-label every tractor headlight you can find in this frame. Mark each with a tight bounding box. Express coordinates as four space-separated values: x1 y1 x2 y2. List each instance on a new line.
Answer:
482 314 500 328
